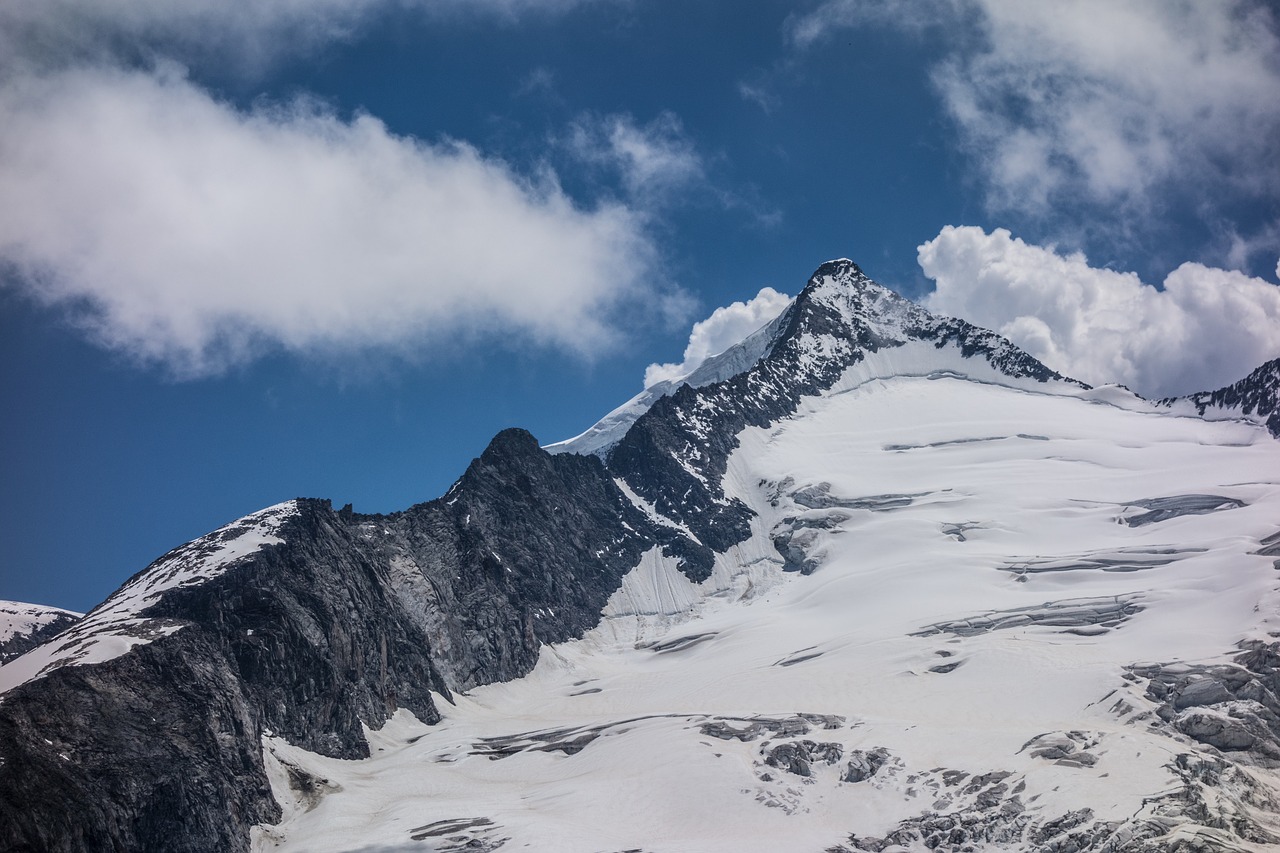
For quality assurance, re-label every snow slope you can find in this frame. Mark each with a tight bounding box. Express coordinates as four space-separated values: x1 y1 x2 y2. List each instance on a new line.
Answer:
253 364 1280 852
0 601 82 664
546 304 793 458
0 601 81 645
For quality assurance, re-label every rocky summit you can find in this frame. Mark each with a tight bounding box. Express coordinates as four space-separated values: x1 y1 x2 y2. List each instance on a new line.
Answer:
3 261 1280 853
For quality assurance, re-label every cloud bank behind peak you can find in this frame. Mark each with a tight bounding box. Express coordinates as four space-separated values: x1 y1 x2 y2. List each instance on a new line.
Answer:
920 225 1280 398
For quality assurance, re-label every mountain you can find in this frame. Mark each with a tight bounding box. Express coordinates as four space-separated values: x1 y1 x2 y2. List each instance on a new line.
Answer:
544 304 794 458
1159 357 1280 438
2 260 1280 853
0 601 81 665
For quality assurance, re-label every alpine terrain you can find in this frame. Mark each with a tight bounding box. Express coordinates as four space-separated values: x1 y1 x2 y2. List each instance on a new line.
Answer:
3 260 1280 853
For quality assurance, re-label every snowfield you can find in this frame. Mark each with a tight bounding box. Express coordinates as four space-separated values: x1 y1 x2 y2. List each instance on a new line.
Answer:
252 366 1280 852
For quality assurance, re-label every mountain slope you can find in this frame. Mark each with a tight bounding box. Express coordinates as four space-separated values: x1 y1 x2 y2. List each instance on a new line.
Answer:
1160 357 1280 438
0 431 684 853
0 601 81 664
2 259 1278 853
607 259 1079 570
263 366 1280 853
545 303 794 458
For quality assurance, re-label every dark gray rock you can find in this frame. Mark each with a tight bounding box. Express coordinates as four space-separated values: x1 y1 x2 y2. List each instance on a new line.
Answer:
0 261 1088 852
764 739 843 777
842 748 891 782
606 259 1077 580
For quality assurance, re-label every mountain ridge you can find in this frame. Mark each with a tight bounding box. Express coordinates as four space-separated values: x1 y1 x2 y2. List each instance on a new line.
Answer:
1160 356 1280 438
2 259 1278 853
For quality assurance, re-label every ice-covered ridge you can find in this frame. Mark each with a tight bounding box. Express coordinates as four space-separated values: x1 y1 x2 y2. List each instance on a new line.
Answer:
0 500 297 695
0 601 83 665
1160 356 1280 438
0 601 81 645
257 373 1280 852
548 303 794 457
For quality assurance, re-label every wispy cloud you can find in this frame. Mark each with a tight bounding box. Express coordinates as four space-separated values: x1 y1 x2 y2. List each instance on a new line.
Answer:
564 112 708 208
787 0 959 47
0 67 675 377
920 225 1280 397
736 81 779 114
1 0 610 72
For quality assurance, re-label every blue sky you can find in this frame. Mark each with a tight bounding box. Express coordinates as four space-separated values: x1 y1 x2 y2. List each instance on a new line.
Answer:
2 0 1279 613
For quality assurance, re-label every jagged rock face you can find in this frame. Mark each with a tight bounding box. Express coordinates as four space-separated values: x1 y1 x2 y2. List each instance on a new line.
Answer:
607 259 1075 579
0 429 673 853
1163 356 1280 437
360 428 673 689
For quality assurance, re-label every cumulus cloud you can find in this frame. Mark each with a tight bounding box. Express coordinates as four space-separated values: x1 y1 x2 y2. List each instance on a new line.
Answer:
789 1 1280 233
644 286 792 387
919 226 1280 397
0 66 670 377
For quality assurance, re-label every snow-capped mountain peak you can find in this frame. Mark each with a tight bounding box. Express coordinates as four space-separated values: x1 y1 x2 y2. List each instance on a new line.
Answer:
552 259 1074 461
547 292 794 458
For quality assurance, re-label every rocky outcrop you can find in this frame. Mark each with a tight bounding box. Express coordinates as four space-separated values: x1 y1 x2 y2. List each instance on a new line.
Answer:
1128 640 1280 763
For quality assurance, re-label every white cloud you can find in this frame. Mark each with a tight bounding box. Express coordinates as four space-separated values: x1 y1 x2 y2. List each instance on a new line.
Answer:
790 1 1280 230
566 112 706 207
644 286 792 387
0 66 671 377
737 82 779 114
919 225 1280 397
787 0 954 47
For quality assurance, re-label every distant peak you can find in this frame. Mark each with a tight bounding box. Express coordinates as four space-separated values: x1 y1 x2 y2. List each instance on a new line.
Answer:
809 258 866 282
483 428 542 459
797 258 895 310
